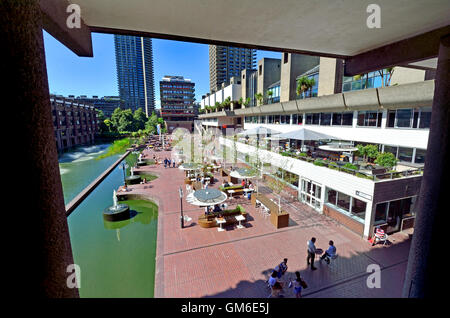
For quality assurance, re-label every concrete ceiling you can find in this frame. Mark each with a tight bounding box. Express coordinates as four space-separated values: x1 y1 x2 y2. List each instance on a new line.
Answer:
71 0 450 57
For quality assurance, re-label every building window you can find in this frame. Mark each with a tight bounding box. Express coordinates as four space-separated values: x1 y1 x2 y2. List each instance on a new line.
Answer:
414 148 426 164
337 192 351 212
357 111 382 127
320 113 331 126
312 113 320 125
259 65 262 75
283 53 288 64
325 188 367 223
384 145 398 158
398 147 413 162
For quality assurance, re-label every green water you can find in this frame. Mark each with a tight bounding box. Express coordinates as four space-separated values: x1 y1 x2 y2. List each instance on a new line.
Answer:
60 144 158 297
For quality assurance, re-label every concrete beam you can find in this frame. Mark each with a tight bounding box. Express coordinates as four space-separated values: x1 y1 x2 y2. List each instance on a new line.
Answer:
344 26 450 76
40 0 93 57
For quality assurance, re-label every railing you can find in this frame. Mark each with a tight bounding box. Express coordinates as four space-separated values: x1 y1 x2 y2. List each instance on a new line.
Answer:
278 151 423 181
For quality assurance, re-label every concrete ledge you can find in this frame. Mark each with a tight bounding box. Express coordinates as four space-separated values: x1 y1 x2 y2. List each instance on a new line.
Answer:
377 80 434 108
343 87 380 110
297 94 345 112
259 102 283 114
281 100 298 113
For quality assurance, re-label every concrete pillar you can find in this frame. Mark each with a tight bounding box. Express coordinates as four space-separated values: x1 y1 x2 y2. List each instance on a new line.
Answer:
402 35 449 298
3 1 78 297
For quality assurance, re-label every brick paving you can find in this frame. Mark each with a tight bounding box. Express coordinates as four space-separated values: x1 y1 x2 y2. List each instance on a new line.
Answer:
119 147 412 298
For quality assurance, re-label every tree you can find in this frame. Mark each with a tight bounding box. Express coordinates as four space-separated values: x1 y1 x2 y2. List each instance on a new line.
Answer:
110 107 123 130
378 67 395 87
267 90 273 103
117 109 134 132
133 108 147 131
255 93 264 106
296 76 316 98
96 110 108 134
375 152 398 169
356 144 379 163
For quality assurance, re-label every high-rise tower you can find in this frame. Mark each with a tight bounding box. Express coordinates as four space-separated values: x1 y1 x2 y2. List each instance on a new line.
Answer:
114 35 155 116
209 45 256 93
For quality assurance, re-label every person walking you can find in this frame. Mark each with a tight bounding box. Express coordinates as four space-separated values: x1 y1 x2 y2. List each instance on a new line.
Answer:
320 240 337 264
164 158 167 168
291 271 307 298
307 237 317 270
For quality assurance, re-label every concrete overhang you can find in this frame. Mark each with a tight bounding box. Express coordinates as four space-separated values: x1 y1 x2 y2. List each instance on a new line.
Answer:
297 94 345 113
377 80 435 109
69 0 449 56
281 100 299 114
343 88 380 111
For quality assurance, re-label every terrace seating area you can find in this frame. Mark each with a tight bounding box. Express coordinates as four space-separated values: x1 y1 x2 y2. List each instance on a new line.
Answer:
198 205 247 228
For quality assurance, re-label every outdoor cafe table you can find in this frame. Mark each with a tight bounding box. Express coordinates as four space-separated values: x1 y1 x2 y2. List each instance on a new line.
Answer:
227 189 236 197
243 188 254 193
215 217 226 232
235 215 246 229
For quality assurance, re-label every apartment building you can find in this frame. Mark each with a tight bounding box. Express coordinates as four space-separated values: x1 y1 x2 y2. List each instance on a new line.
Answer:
199 53 434 239
160 75 196 133
50 95 98 151
209 45 256 93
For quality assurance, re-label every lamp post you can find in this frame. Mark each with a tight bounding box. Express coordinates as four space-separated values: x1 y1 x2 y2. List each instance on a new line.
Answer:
120 162 129 185
179 187 184 229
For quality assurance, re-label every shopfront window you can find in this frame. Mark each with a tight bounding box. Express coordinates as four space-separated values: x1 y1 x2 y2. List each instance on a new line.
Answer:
337 193 351 212
398 147 413 162
325 188 367 223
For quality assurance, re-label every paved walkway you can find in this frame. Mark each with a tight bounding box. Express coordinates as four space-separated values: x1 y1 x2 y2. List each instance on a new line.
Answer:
122 148 412 298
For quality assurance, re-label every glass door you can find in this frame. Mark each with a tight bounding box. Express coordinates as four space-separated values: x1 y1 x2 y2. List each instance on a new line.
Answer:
300 179 322 211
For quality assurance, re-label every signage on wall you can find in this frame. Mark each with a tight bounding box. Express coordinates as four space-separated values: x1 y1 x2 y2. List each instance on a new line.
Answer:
355 191 372 201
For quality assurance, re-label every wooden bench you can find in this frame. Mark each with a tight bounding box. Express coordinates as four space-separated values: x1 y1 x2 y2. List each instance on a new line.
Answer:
251 193 290 229
198 205 247 228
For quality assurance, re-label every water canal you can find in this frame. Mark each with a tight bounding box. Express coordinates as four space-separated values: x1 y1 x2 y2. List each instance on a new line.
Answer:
59 143 158 297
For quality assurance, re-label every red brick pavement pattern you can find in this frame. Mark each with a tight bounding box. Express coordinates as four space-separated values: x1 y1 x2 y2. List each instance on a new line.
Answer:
121 148 411 298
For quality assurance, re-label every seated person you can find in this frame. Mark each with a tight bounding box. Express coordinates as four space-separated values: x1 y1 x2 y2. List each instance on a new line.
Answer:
241 179 246 187
320 241 336 264
140 178 147 184
222 180 230 188
204 206 211 215
213 204 222 213
248 181 254 190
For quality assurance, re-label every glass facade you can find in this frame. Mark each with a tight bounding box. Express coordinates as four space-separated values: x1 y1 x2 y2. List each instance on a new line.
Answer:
374 197 417 232
342 70 391 92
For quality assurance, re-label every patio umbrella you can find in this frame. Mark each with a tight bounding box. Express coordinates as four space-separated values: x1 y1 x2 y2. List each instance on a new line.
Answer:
178 162 203 171
272 128 336 141
237 126 281 137
186 188 228 206
318 142 358 152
